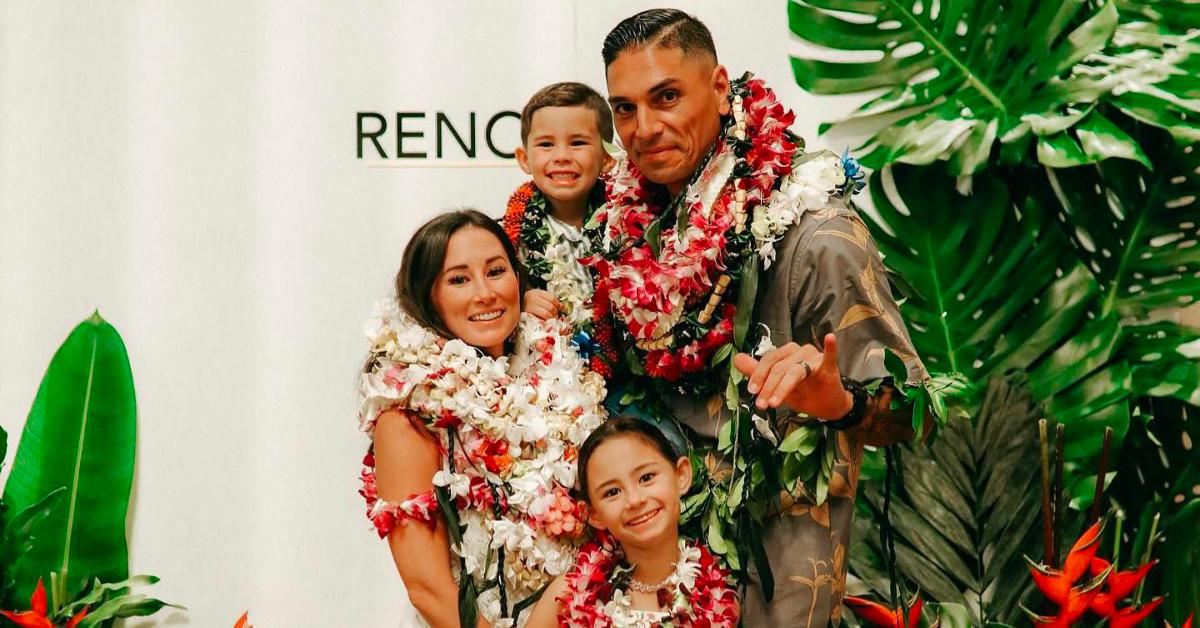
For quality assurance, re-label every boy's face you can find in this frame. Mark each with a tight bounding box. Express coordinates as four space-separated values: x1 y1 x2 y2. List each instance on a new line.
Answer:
516 106 615 209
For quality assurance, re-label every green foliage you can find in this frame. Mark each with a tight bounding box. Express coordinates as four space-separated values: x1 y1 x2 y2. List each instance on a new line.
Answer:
1160 499 1200 623
1108 398 1200 622
2 313 137 605
787 0 1199 173
850 377 1044 625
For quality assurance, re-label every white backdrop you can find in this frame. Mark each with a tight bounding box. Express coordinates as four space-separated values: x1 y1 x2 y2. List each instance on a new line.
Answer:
0 2 869 625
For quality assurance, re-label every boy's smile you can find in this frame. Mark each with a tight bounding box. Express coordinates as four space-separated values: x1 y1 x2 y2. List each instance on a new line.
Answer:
516 105 615 226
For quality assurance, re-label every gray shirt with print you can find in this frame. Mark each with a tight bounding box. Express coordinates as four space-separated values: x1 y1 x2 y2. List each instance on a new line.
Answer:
667 200 926 628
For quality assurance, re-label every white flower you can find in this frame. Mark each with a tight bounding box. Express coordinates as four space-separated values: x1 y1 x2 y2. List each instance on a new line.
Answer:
752 414 778 446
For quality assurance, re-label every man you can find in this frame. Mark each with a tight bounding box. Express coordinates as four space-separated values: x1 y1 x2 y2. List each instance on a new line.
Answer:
599 9 928 626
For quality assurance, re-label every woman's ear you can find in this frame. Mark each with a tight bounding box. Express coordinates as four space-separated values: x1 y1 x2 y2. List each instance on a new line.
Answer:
675 456 693 495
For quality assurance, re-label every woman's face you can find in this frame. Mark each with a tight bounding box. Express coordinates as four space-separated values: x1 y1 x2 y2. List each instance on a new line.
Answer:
430 226 521 357
585 435 692 549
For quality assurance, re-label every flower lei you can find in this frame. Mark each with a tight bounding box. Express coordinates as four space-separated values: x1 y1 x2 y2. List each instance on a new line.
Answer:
583 73 861 393
557 533 739 627
357 299 607 621
502 181 619 378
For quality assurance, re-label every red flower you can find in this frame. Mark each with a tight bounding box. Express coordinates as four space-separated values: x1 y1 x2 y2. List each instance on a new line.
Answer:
1106 597 1165 628
1087 557 1156 616
843 595 923 628
680 342 705 373
1027 520 1106 605
645 350 682 381
234 611 253 628
432 409 461 429
1 578 88 628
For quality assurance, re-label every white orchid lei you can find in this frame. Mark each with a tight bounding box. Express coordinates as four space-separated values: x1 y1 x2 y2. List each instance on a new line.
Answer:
583 73 863 394
556 533 739 627
357 298 607 623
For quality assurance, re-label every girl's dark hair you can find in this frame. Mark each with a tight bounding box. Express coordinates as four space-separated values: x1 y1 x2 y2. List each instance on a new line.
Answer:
576 416 681 502
394 209 526 341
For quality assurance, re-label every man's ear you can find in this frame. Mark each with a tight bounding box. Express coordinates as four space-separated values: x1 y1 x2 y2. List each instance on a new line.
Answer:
515 145 532 175
675 456 693 495
712 64 732 116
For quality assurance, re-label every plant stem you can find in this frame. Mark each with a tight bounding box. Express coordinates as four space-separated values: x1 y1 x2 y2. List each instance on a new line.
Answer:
1039 420 1055 565
1133 512 1161 604
1090 427 1113 523
1113 510 1124 567
1054 423 1066 566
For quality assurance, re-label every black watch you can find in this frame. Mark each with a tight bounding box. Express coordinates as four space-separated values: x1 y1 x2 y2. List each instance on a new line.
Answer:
822 376 869 430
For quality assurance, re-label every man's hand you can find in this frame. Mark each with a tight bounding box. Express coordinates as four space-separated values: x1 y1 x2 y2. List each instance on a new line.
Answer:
523 289 561 321
732 333 854 420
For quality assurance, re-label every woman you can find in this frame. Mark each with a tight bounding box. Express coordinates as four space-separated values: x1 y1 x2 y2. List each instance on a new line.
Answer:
357 210 607 627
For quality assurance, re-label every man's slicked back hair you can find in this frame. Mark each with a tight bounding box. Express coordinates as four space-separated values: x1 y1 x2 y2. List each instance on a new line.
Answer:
601 8 717 66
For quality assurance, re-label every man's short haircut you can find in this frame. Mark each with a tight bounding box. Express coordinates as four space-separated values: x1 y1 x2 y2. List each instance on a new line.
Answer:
601 9 717 66
519 81 614 145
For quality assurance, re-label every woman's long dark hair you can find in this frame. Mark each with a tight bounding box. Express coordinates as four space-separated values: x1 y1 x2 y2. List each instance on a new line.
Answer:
394 209 526 340
576 416 681 503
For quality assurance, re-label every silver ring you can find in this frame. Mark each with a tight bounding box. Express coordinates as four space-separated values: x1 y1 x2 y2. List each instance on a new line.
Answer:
799 360 812 378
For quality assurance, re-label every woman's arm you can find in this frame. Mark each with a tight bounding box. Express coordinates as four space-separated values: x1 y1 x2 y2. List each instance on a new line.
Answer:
374 408 489 628
522 574 568 628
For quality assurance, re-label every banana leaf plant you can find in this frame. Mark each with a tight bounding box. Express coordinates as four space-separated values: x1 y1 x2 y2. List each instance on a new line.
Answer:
2 313 137 605
849 377 1046 625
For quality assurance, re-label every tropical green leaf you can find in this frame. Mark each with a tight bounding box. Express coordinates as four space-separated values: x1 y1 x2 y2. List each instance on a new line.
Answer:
0 488 65 606
849 377 1044 625
1044 123 1200 321
2 312 137 603
1159 498 1200 624
789 0 1200 171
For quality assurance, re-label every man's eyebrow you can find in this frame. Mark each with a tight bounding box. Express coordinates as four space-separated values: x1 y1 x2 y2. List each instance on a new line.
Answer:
609 79 681 105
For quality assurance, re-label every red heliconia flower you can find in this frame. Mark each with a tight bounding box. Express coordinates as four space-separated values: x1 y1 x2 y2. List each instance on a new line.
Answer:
65 607 89 628
0 578 53 628
1087 557 1157 616
233 610 254 628
1027 520 1106 605
842 594 923 628
1106 597 1165 628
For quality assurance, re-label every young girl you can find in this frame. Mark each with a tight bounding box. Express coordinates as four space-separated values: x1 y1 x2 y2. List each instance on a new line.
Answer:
526 417 740 627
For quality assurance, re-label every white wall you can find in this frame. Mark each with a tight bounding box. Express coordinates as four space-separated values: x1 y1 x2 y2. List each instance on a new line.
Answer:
0 2 865 625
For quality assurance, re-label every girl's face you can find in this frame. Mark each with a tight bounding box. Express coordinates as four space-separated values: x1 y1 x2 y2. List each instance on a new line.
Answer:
430 226 521 358
584 435 692 548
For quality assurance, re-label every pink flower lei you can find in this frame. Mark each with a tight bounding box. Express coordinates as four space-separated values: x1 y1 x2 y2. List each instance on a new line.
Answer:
557 533 740 627
583 73 801 393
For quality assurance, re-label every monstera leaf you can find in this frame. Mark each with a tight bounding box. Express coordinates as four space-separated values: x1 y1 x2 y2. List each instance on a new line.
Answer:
2 313 137 604
788 0 1200 173
1043 121 1200 407
863 163 1133 458
849 377 1044 625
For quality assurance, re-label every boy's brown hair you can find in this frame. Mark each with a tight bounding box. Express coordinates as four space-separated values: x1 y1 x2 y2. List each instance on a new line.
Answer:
519 81 615 146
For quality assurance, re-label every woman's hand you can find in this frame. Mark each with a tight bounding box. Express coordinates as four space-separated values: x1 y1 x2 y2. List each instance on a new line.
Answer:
523 289 561 321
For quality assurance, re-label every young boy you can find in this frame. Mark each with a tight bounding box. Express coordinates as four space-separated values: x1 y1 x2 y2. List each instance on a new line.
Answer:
505 82 615 337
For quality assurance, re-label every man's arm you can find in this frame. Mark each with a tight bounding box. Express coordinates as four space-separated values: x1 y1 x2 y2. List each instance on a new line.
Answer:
747 207 931 444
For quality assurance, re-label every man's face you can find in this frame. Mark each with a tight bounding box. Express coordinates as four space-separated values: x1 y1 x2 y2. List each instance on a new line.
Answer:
606 45 729 195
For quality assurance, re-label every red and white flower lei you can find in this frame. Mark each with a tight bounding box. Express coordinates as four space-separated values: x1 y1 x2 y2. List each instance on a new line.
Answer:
584 74 849 388
357 299 607 617
557 534 739 627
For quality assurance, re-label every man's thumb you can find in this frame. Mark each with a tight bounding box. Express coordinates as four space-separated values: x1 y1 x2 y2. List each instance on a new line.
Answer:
733 352 758 376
